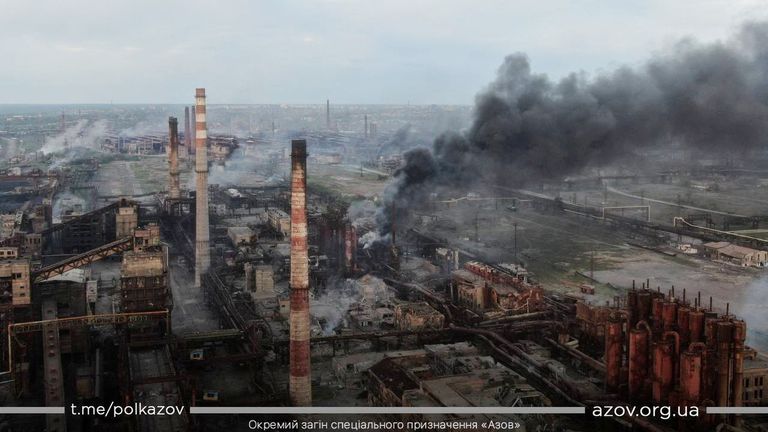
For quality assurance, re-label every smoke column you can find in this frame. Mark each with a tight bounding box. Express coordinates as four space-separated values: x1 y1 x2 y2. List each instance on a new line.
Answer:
379 21 768 236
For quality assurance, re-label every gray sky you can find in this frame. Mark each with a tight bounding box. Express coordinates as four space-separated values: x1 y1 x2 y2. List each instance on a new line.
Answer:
1 0 766 104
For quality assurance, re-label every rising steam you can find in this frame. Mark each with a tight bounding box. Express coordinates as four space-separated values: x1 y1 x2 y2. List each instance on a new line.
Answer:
41 119 109 156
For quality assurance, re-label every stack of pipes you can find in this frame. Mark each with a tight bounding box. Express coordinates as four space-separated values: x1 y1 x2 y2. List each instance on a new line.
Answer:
606 281 746 424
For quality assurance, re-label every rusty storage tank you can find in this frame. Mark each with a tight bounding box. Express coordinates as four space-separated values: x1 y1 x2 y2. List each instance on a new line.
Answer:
651 296 664 330
715 320 733 407
652 339 674 402
689 308 705 343
605 318 623 392
680 344 705 404
628 289 638 327
637 290 652 322
677 305 691 345
732 319 746 408
628 324 650 398
662 299 678 332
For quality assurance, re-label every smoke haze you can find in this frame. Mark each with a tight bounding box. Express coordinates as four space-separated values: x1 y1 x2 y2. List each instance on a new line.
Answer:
379 21 768 236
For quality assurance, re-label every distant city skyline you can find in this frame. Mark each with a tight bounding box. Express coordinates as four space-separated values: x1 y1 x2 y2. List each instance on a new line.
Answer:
1 0 766 105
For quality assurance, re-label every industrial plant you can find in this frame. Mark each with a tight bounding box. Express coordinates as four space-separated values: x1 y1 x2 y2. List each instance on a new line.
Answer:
4 4 768 431
0 79 766 431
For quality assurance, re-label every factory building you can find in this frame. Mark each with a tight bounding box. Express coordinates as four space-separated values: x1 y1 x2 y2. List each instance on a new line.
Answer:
702 241 768 267
0 257 30 306
451 261 544 317
743 348 768 406
267 208 291 237
394 302 444 331
119 225 170 313
228 226 255 246
368 342 550 410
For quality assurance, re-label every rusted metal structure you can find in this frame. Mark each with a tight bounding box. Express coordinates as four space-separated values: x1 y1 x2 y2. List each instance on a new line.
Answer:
289 139 311 406
604 317 623 392
597 286 747 424
42 300 65 432
190 106 196 155
344 222 356 273
168 117 181 200
194 88 210 289
120 226 169 313
183 106 191 159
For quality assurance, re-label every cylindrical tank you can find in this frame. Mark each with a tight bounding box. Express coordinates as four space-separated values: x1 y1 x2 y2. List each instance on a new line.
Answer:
716 320 733 407
605 319 623 392
705 317 719 347
677 306 691 345
652 339 674 402
628 327 649 398
637 290 652 322
628 290 638 327
732 320 746 408
680 348 703 404
651 297 664 329
662 300 678 331
689 309 705 343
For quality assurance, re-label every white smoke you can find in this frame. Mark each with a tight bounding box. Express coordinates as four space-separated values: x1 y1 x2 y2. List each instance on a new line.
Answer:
41 119 109 156
208 147 251 186
119 120 165 137
733 276 768 351
312 278 361 336
52 191 87 223
359 231 381 249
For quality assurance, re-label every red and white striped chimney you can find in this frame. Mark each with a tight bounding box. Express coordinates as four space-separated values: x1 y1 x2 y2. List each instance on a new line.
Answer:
289 139 311 406
194 88 210 289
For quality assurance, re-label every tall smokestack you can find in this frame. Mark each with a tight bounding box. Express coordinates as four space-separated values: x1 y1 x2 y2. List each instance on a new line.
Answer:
168 117 181 199
326 99 330 130
289 139 311 406
183 106 191 159
194 89 210 289
190 106 196 155
364 114 368 139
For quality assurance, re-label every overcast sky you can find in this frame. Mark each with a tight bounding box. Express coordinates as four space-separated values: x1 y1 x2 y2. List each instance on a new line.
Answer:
1 0 766 104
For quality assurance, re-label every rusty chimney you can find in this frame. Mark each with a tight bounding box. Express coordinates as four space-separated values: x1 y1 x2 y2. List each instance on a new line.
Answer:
194 88 210 289
183 106 191 159
168 117 181 200
190 106 196 155
289 139 311 406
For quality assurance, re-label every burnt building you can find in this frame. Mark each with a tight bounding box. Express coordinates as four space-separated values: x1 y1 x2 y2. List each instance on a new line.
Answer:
119 225 170 313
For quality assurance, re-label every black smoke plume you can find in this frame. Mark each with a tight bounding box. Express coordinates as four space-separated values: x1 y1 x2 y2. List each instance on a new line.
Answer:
378 21 768 237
